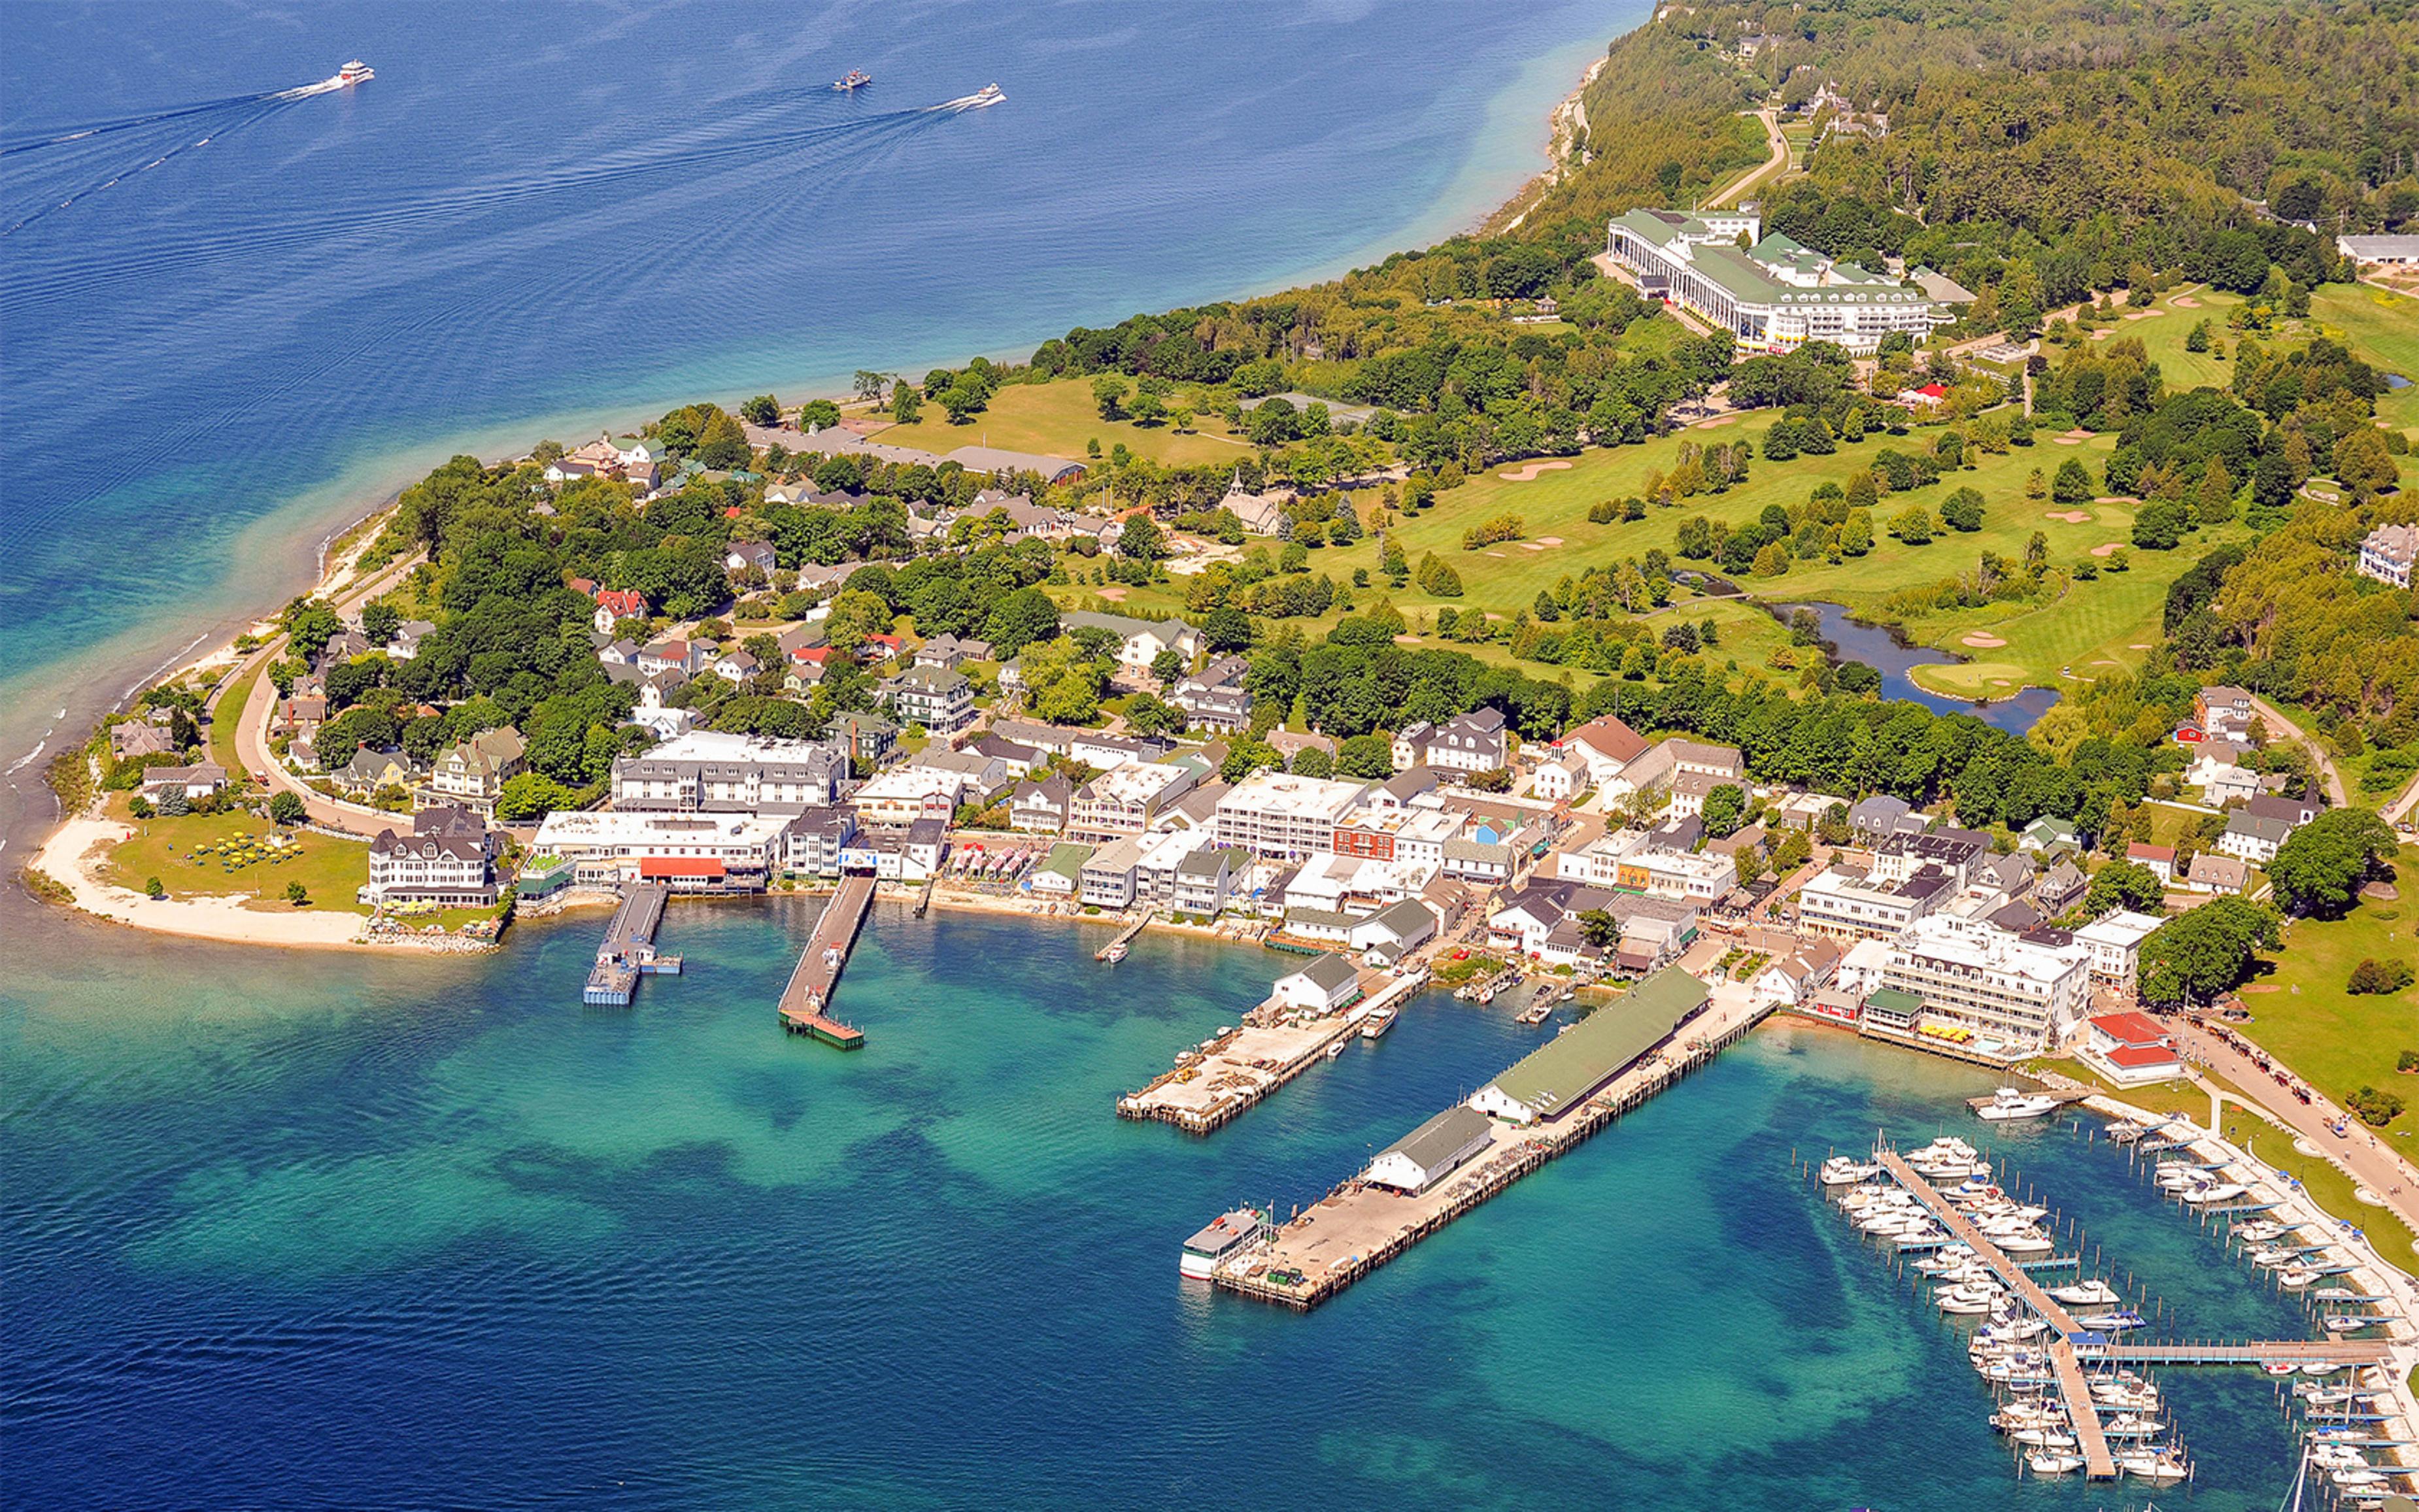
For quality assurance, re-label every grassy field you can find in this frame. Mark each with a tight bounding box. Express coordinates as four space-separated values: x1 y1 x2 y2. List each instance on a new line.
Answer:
2312 281 2419 433
209 658 264 776
2237 860 2419 1135
865 378 1257 469
99 794 371 916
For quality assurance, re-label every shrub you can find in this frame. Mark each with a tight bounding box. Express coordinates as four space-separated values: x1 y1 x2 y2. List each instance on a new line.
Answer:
2398 1049 2419 1073
145 877 166 899
269 791 306 826
2348 958 2414 995
2348 1085 2405 1126
1461 514 1525 550
129 796 154 819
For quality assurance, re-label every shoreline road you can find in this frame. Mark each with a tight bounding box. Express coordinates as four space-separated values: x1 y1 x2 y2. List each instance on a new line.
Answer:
229 552 426 839
2244 693 2348 809
2171 1016 2419 1252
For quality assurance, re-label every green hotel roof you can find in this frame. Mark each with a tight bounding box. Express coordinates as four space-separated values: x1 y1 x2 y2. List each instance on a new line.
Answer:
1483 966 1710 1117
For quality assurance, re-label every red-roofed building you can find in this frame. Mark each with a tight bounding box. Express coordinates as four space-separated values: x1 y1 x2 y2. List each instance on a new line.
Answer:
2125 841 2176 884
1904 382 1948 409
2078 1011 2184 1084
592 588 650 633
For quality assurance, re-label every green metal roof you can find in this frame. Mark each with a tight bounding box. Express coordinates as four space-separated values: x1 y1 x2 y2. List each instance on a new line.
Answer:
1866 987 1925 1015
1038 843 1094 881
1482 966 1709 1117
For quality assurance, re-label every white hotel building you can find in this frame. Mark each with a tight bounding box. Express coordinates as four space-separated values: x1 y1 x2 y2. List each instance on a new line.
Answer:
1606 210 1950 356
1880 915 2092 1053
1212 771 1372 862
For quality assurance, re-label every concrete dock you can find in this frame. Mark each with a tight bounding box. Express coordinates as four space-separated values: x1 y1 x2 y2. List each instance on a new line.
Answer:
1212 988 1771 1309
1119 967 1412 1135
583 881 679 1005
777 874 874 1049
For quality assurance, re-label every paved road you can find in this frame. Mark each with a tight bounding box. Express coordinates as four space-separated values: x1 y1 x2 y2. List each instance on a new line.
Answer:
1707 109 1788 210
2169 1016 2419 1248
228 553 426 837
2244 692 2348 809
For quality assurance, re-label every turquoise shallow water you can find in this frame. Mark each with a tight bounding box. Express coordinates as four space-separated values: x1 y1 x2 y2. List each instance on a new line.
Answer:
1 903 2321 1507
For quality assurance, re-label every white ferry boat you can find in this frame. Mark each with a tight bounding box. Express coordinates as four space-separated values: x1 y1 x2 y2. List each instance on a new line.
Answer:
1179 1207 1264 1279
337 59 374 86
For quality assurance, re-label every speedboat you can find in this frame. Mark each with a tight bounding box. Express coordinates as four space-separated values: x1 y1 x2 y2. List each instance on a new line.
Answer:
1996 1230 2056 1255
832 69 871 91
2278 1264 2321 1288
2074 1309 2148 1332
2093 1383 2162 1412
1977 1086 2061 1121
2302 1360 2347 1376
2012 1428 2078 1449
2050 1279 2120 1306
2027 1451 2086 1475
2251 1245 2303 1267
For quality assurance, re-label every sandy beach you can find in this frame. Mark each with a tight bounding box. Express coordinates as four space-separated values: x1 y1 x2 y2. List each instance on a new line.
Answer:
31 813 369 949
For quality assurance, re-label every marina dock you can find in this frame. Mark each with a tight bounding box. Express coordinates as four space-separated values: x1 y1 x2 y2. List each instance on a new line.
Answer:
1212 984 1770 1310
1119 967 1413 1135
582 881 680 1005
1872 1147 2117 1479
777 874 874 1049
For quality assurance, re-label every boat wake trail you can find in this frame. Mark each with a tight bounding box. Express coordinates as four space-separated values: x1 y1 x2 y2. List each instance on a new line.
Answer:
0 90 289 157
1 92 306 239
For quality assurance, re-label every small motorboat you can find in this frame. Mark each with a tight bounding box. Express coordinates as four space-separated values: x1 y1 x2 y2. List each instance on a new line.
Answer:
2027 1451 2086 1475
2184 1181 2250 1205
2074 1309 2148 1332
832 69 871 91
2012 1428 2078 1449
2326 1314 2388 1333
2117 1449 2190 1483
2235 1218 2289 1241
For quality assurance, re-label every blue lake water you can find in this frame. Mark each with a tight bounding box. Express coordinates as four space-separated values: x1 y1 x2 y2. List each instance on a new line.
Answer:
0 0 1631 841
1 903 2324 1507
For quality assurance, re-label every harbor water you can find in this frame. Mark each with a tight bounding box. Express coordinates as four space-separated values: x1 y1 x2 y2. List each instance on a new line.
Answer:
1 903 2320 1508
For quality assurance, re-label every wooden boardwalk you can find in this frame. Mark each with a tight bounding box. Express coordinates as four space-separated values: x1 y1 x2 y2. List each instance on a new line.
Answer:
1874 1149 2115 1479
778 875 874 1048
2088 1339 2395 1366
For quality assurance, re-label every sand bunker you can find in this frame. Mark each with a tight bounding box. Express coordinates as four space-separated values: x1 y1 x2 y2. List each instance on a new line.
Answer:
1692 416 1737 429
2060 429 2093 441
2243 983 2282 994
1961 633 2008 648
1536 536 1564 546
1519 543 1546 552
1098 587 1127 601
2173 295 2201 308
2123 309 2165 320
1497 460 1574 482
2090 543 2124 557
2053 436 2084 446
2045 510 2093 524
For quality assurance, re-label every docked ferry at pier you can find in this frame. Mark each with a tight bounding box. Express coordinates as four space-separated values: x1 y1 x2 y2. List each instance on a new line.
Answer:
1179 1207 1265 1279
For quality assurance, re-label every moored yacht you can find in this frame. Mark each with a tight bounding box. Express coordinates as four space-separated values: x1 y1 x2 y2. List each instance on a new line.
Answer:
1976 1086 2060 1121
2049 1278 2120 1306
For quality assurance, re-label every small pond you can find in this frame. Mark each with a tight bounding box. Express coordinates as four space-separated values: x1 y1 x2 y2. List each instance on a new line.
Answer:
1770 601 2063 735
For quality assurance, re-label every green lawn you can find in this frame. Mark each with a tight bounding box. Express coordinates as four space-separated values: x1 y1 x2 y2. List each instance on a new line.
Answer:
100 794 371 916
1291 418 2235 700
209 658 265 776
2237 863 2419 1137
865 378 1258 468
2216 1105 2419 1263
2312 281 2419 433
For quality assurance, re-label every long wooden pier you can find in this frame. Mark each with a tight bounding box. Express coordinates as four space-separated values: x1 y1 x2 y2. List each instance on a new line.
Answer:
2086 1339 2396 1366
1213 994 1772 1310
583 881 679 1005
1874 1149 2116 1480
1119 968 1405 1135
777 874 874 1049
1096 909 1153 962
